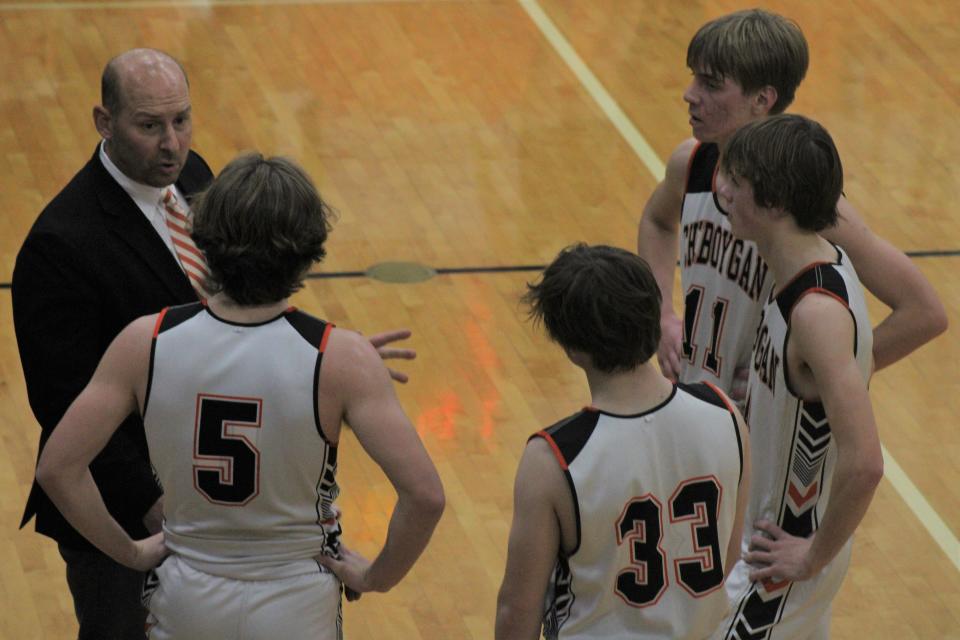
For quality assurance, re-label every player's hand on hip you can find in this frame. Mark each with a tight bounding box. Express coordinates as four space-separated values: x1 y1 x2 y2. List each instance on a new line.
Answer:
744 520 815 583
128 532 169 572
317 545 376 597
657 313 683 381
366 329 416 383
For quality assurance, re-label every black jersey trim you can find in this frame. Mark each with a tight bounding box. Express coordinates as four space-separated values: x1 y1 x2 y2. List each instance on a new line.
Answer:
589 384 679 420
285 309 331 347
532 411 603 559
156 301 204 334
732 410 745 486
777 257 859 399
530 430 585 558
773 252 848 317
201 304 289 327
144 303 204 418
535 410 602 467
314 442 339 528
678 381 728 409
284 311 335 445
686 142 719 194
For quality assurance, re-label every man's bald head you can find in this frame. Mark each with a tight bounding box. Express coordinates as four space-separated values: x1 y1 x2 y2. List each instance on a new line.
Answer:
94 48 193 187
101 48 189 116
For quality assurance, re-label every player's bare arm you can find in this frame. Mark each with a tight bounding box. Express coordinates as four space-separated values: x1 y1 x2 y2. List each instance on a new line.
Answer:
823 197 947 370
35 315 167 572
495 437 571 640
746 295 882 582
637 138 698 380
316 329 444 593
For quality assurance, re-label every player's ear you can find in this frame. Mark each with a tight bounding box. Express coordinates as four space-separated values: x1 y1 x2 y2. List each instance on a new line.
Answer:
752 86 778 116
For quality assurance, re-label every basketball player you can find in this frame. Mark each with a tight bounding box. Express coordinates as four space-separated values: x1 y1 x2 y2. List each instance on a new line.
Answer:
637 9 946 398
495 244 751 639
36 153 445 640
713 114 883 638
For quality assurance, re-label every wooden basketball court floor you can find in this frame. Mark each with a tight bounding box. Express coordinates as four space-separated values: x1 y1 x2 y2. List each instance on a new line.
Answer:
0 0 957 637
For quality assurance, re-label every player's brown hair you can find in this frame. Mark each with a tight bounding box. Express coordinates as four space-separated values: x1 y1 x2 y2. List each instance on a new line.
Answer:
721 114 843 232
687 9 808 114
523 244 661 373
190 153 335 304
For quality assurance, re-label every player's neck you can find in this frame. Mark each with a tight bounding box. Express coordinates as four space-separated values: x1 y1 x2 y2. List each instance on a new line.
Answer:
584 363 673 415
206 294 291 323
759 230 836 296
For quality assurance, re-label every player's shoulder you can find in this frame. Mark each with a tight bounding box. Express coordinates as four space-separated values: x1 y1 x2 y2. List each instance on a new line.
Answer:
664 138 700 179
778 258 852 322
530 408 603 468
790 288 853 332
106 313 163 367
321 327 385 380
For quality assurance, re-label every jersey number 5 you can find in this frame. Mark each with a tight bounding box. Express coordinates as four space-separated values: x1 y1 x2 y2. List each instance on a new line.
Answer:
193 395 262 505
615 477 724 607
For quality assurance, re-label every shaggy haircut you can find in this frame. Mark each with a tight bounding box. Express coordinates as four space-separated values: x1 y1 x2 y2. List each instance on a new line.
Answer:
523 244 661 373
190 153 336 305
721 114 843 232
687 9 808 114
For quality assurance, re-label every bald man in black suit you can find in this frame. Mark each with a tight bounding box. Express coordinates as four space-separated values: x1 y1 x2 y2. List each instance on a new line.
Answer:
13 48 412 639
13 48 211 639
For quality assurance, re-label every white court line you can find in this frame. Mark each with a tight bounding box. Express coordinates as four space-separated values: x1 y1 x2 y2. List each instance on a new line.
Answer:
519 0 960 572
881 444 960 571
0 0 457 11
516 0 665 181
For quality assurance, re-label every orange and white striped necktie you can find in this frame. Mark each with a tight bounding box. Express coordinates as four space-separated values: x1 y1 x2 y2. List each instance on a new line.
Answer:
161 189 212 299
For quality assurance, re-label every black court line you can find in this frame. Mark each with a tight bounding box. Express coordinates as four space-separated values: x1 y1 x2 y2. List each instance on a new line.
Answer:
0 251 958 289
902 250 960 258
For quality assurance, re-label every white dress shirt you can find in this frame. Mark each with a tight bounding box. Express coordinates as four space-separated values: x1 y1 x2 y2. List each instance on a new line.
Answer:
98 141 186 263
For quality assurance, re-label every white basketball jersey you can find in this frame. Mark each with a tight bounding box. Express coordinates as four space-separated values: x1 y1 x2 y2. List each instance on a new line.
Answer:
679 142 772 393
538 383 746 639
143 302 341 580
719 247 872 638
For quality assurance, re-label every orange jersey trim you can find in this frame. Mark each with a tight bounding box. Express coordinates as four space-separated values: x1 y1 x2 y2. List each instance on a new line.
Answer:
152 307 169 338
535 430 569 471
318 323 334 353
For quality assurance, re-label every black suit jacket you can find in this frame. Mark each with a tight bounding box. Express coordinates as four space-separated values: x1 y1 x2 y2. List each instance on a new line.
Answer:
13 146 214 550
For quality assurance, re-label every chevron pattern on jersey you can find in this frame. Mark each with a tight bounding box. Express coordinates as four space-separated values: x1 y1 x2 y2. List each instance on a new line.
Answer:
315 445 342 558
724 583 791 640
782 403 830 537
543 556 574 639
791 403 831 488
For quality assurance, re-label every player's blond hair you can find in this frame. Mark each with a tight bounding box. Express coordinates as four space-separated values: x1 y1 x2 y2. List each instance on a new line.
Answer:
687 9 808 114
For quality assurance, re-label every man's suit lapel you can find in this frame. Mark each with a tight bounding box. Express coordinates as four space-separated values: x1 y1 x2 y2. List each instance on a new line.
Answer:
89 152 197 302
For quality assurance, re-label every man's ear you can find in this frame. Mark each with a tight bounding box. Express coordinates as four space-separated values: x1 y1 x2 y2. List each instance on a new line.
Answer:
752 85 779 117
93 105 112 140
